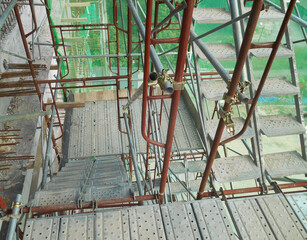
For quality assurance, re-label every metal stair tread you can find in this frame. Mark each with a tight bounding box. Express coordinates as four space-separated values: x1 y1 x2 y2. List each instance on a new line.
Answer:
253 77 300 97
206 117 255 141
260 114 306 137
193 8 231 23
154 179 209 194
195 43 292 62
201 76 299 101
250 45 293 58
169 160 206 174
243 6 285 20
264 151 307 177
34 184 132 206
193 7 284 24
212 155 261 182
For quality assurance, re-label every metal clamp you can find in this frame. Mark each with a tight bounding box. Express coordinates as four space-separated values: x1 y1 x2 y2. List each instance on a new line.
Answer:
219 109 235 136
223 93 238 105
238 80 251 94
157 69 174 94
173 81 185 90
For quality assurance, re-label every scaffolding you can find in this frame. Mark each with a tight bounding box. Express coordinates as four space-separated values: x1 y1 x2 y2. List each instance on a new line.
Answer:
0 0 307 239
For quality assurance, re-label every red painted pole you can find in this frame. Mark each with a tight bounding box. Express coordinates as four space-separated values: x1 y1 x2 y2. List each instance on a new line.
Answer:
158 0 195 203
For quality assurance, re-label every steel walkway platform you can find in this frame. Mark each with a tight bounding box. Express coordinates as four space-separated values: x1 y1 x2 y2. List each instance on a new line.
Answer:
24 194 307 240
68 98 203 158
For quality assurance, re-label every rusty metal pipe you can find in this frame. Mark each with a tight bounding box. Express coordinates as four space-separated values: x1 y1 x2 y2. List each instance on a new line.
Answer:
197 0 264 200
22 195 155 214
158 0 195 203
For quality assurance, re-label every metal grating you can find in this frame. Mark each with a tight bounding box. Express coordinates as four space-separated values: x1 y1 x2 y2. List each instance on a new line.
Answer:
286 192 307 231
227 194 307 240
260 114 306 137
206 117 255 141
264 151 307 177
24 199 236 240
212 155 261 182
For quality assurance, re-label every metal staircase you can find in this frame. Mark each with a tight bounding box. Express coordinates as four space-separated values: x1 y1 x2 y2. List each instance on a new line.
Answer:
32 155 133 206
193 0 307 185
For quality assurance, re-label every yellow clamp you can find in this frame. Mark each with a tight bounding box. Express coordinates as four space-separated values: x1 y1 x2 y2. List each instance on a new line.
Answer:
219 109 235 136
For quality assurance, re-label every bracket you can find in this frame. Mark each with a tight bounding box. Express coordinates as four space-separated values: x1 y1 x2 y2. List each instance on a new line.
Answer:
219 108 235 136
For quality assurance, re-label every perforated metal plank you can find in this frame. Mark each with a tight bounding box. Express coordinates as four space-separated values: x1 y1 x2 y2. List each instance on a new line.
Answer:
192 199 235 239
212 155 261 182
227 194 307 240
254 77 299 97
264 151 307 177
201 80 227 101
260 114 306 137
160 202 202 240
207 117 255 141
250 45 293 58
170 160 206 174
243 7 284 20
201 76 299 101
193 8 231 23
129 205 166 239
195 43 236 61
34 188 79 206
23 218 60 240
87 185 132 201
169 162 185 174
286 192 307 231
154 179 208 194
193 7 283 24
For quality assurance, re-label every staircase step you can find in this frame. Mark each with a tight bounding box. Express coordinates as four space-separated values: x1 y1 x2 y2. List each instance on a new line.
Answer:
45 177 128 190
34 184 132 206
260 114 306 137
193 8 231 23
201 76 299 101
169 160 206 174
201 80 227 101
264 151 307 177
193 7 284 24
154 179 209 194
206 117 255 141
253 77 300 97
195 43 293 62
250 45 293 58
212 155 261 182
